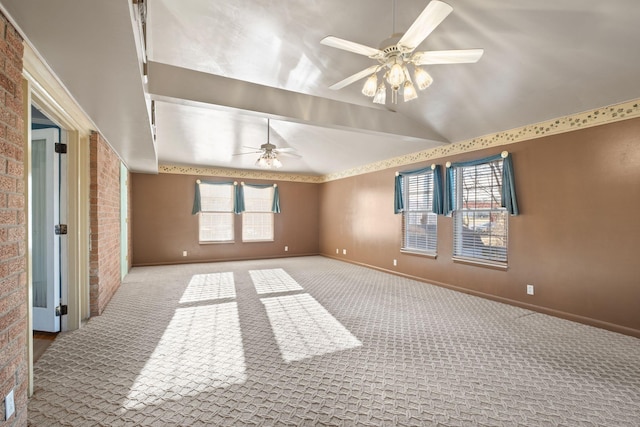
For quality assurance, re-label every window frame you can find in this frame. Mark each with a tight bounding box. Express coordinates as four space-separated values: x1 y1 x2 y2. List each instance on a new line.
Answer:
401 172 438 256
452 159 508 268
198 183 235 244
241 185 275 243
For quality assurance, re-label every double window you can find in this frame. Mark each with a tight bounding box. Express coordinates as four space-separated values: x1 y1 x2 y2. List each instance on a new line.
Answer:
196 181 276 243
402 172 437 254
452 159 508 264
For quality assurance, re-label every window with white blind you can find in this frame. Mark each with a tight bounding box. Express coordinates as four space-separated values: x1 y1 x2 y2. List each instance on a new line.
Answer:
242 186 274 242
402 173 437 254
452 159 508 264
198 183 234 243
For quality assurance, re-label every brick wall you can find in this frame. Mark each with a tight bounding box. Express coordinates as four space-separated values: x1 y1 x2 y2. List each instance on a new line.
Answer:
0 12 27 426
89 132 121 316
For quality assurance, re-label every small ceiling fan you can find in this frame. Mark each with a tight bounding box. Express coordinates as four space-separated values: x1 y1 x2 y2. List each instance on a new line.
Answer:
233 119 299 169
320 0 483 104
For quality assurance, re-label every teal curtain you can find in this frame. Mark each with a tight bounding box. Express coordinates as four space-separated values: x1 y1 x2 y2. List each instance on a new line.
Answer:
432 165 444 215
191 180 236 214
237 183 280 213
272 185 281 213
393 174 404 214
234 184 244 214
394 165 444 215
444 152 519 216
501 154 519 215
443 165 455 216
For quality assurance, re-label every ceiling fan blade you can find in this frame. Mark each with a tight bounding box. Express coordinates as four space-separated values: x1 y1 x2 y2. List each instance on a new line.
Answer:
276 147 297 153
232 151 259 157
412 48 484 65
398 0 453 53
321 36 383 58
329 65 380 90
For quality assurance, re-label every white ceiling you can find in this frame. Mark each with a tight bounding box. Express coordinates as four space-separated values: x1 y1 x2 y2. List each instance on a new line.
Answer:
3 0 640 175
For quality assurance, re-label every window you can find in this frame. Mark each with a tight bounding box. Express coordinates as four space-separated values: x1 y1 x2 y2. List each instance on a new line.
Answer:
242 186 274 242
453 159 508 264
402 173 437 254
198 183 235 243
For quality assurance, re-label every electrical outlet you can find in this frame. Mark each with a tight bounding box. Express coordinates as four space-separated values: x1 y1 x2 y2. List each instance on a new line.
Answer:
284 246 288 251
336 248 339 254
527 284 534 295
5 389 15 421
393 259 397 266
343 249 347 255
182 250 187 257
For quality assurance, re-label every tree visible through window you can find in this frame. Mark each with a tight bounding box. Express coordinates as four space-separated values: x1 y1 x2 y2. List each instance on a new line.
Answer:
198 183 234 243
453 160 508 264
402 173 437 253
242 186 274 242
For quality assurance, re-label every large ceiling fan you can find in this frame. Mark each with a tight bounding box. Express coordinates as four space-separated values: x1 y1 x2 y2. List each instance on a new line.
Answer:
233 119 299 169
321 0 483 104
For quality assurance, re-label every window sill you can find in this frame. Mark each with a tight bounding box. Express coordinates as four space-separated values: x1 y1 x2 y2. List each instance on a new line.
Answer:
199 240 235 245
242 239 275 243
400 249 437 259
453 256 507 271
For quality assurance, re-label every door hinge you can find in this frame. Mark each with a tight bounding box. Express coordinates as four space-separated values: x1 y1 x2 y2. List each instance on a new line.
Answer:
55 143 67 154
55 305 68 316
55 224 68 235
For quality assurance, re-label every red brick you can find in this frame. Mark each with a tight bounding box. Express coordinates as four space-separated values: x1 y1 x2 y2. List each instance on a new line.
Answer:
7 193 22 209
6 159 22 177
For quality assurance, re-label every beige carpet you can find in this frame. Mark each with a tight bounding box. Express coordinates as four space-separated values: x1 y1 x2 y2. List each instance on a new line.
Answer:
28 256 640 426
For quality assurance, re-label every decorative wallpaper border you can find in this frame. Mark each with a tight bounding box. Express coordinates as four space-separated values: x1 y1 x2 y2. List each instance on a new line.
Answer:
323 98 640 182
160 98 640 183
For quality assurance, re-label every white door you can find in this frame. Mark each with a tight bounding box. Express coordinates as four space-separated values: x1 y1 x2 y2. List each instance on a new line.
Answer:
32 128 62 332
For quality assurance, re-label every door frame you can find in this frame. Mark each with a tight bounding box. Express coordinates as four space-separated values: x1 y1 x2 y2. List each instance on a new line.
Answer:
23 42 93 396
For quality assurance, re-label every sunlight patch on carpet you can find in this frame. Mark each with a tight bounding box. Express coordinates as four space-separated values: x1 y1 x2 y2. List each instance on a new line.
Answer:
180 272 236 303
123 302 246 410
261 293 361 362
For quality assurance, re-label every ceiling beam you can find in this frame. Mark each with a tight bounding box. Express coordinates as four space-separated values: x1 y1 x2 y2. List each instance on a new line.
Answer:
147 61 447 144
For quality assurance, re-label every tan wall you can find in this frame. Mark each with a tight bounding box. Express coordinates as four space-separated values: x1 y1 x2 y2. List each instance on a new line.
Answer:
319 117 640 337
89 132 122 316
131 173 319 265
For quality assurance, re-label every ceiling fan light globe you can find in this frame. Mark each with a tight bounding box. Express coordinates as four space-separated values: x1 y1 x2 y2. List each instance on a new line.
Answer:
387 62 406 88
373 83 387 104
273 158 283 168
362 73 378 97
414 67 433 91
403 81 418 101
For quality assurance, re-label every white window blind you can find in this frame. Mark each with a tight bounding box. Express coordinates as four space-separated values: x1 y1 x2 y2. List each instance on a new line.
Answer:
242 186 274 242
199 183 234 243
402 173 437 253
453 160 508 264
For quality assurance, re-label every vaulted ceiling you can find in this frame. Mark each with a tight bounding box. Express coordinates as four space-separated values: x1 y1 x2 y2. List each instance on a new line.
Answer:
3 0 640 175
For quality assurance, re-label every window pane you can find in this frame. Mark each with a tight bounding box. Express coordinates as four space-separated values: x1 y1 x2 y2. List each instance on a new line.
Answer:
200 184 234 211
453 160 508 264
402 173 437 253
242 212 274 241
200 212 234 242
244 186 273 211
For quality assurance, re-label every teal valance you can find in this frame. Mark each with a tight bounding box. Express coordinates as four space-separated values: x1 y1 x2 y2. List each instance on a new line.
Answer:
393 164 444 215
191 180 242 215
444 152 519 216
236 183 281 214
